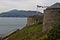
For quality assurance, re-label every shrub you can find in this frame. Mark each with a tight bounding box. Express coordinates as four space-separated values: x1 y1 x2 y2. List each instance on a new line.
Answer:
43 24 60 40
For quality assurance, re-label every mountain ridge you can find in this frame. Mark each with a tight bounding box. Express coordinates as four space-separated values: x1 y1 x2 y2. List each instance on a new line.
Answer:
0 10 42 17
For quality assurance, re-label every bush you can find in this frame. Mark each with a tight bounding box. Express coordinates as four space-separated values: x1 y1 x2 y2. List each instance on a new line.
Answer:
43 24 60 40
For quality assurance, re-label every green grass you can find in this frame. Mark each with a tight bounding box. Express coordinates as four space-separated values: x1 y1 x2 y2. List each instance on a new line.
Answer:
8 23 42 40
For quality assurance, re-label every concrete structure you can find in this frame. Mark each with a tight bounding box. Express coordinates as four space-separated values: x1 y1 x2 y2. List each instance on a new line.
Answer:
42 3 60 33
27 14 43 26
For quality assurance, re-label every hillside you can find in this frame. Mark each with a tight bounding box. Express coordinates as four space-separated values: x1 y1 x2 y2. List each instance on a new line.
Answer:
0 10 42 17
8 23 42 40
5 23 60 40
39 24 60 40
7 23 60 40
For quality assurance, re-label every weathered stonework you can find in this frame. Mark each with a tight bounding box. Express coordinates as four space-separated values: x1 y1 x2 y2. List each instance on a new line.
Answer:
42 8 60 33
27 15 43 26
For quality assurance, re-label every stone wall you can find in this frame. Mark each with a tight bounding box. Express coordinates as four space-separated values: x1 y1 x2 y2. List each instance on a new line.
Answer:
27 15 43 26
42 8 60 33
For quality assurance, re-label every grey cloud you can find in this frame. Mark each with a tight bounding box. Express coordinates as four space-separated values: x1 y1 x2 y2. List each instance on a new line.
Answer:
0 0 60 12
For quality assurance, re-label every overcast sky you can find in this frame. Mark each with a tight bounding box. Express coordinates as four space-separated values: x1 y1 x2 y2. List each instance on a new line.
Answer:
0 0 60 12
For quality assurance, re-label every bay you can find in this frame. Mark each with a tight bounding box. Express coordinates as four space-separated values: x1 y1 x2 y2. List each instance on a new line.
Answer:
0 17 27 35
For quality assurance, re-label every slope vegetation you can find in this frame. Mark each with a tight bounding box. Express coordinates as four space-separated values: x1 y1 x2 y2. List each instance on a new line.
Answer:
39 24 60 40
8 23 42 40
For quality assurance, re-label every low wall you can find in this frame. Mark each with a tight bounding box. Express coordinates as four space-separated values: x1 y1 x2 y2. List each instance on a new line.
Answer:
1 29 19 40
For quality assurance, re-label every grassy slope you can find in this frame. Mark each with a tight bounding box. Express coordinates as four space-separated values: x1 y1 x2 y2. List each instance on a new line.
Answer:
8 23 42 40
38 24 60 40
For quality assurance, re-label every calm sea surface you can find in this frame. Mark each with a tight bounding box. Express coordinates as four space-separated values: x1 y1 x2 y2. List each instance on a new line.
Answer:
0 17 27 35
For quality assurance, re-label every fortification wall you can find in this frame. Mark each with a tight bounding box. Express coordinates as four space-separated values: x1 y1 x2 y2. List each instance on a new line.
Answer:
42 8 60 33
27 15 43 26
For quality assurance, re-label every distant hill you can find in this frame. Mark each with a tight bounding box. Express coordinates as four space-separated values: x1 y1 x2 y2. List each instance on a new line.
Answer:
0 10 42 17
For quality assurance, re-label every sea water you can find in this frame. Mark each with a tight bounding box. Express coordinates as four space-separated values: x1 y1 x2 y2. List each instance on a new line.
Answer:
0 17 27 35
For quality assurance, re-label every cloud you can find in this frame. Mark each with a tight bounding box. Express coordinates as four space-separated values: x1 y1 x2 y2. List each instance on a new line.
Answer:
38 0 60 6
0 0 36 12
0 0 60 12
